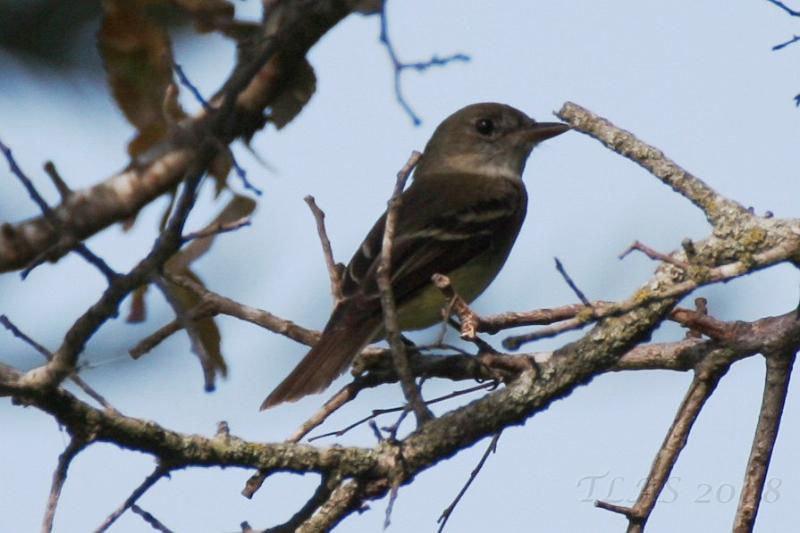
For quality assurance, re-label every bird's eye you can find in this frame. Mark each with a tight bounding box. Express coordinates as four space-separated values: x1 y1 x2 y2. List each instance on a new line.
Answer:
475 118 495 136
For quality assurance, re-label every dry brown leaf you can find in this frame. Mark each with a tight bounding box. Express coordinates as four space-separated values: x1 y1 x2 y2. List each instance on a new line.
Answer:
99 0 181 158
163 269 227 388
269 58 317 130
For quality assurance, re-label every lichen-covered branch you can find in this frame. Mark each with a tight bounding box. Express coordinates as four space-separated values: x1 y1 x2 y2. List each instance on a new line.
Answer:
557 102 751 228
4 102 800 532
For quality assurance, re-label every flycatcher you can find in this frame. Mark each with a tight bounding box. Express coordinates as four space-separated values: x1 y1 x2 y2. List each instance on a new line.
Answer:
262 102 569 409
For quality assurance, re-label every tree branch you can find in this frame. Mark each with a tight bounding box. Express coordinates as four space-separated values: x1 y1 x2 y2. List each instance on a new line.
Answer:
557 102 751 227
376 150 432 425
305 195 344 304
94 465 171 533
42 437 89 533
733 348 797 532
0 0 356 274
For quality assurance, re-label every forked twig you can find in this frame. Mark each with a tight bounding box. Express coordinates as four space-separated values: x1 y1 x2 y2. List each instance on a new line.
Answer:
307 383 495 443
94 465 171 533
0 314 116 411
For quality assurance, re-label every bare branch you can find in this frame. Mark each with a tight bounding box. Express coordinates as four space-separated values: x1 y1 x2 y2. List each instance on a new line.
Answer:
307 383 495 443
504 239 799 350
437 432 501 532
767 0 800 17
772 34 800 51
378 1 469 125
129 319 185 359
181 216 251 242
130 506 174 533
619 240 690 270
163 273 321 347
553 257 591 305
0 140 119 283
42 437 88 533
295 479 387 533
557 102 751 227
733 349 797 532
0 0 357 274
173 63 260 196
304 195 344 304
42 161 72 201
94 466 171 533
376 150 432 425
597 348 736 531
1 314 116 411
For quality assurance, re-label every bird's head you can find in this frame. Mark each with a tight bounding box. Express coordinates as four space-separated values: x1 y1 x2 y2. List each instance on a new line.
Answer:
416 102 569 180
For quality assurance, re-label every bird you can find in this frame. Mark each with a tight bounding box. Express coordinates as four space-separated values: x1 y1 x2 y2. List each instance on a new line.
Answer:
261 102 569 409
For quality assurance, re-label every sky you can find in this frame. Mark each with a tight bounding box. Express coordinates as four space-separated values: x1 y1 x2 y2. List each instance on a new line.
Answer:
2 1 800 532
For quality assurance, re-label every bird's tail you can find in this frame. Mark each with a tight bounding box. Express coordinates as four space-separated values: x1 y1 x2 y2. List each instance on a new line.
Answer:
261 304 380 410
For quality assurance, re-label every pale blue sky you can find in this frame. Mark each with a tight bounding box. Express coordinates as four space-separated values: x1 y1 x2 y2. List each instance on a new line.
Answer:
2 1 800 531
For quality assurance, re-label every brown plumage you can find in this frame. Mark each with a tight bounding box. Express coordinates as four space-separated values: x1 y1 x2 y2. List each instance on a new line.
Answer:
261 103 569 409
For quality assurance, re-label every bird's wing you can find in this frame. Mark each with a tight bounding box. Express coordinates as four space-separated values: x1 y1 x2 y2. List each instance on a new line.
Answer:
340 172 526 305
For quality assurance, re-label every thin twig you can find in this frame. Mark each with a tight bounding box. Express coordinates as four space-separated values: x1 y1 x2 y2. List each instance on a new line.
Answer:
42 437 88 533
732 349 797 532
437 431 501 532
174 63 211 110
619 240 690 270
294 479 384 533
165 272 321 347
130 505 174 533
384 478 401 529
0 314 116 411
305 195 343 304
669 306 730 341
307 383 495 442
504 240 796 349
181 216 251 242
376 150 432 426
288 380 373 443
94 465 170 533
19 28 296 390
0 139 119 283
597 349 735 532
378 0 469 125
553 257 591 305
43 161 72 200
503 317 593 349
129 319 186 359
767 0 800 17
174 63 261 196
772 34 800 51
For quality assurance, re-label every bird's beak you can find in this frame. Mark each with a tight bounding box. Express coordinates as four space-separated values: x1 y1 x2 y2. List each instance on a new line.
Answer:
519 121 570 144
